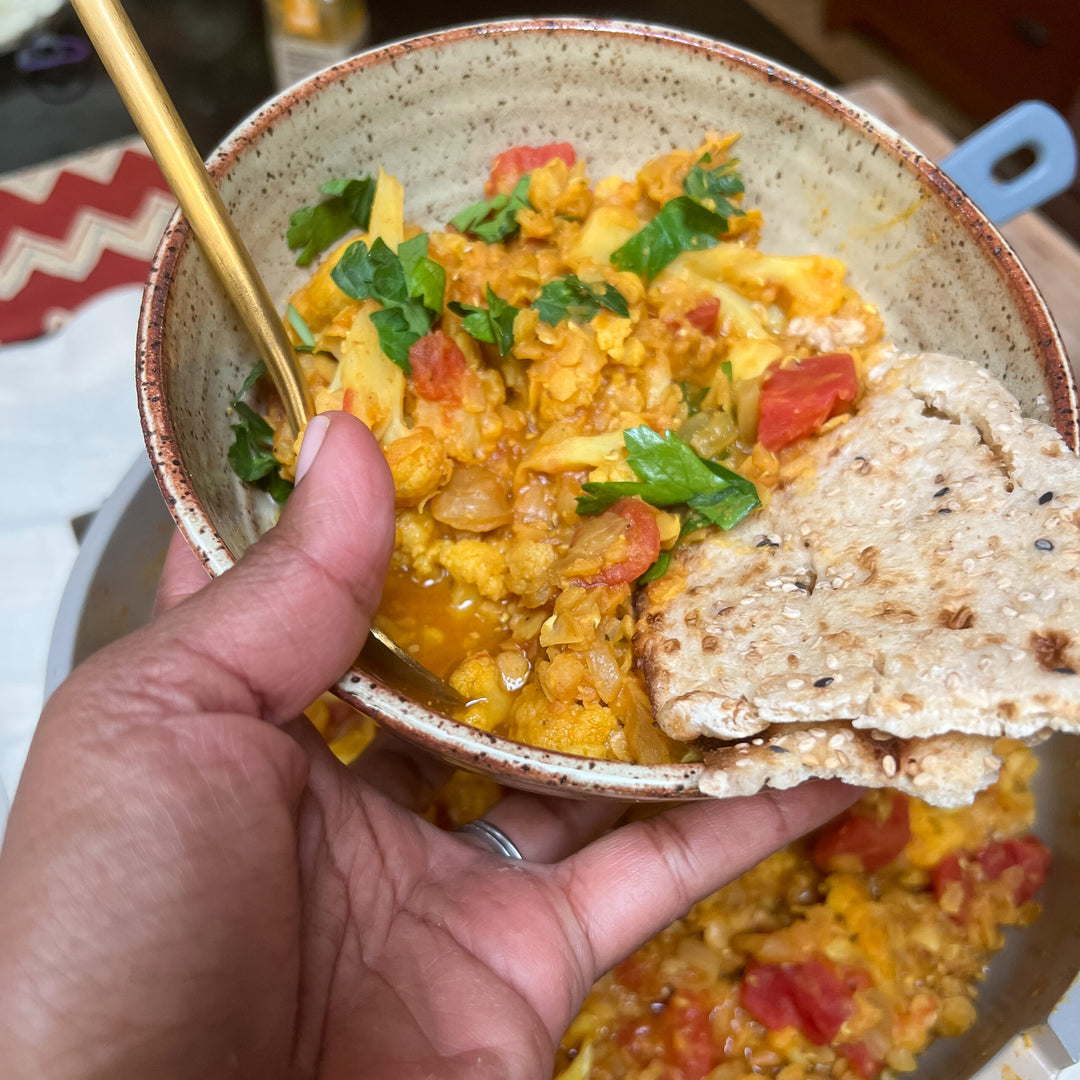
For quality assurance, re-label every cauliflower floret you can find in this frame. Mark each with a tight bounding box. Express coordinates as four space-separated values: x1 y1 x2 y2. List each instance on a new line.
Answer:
435 538 508 600
505 540 558 603
383 427 450 507
450 653 513 731
394 510 439 576
510 685 620 757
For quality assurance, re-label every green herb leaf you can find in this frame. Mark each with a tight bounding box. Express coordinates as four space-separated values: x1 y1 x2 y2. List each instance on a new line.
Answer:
449 174 532 243
226 400 293 503
397 233 446 313
637 549 671 585
576 426 760 531
449 285 521 355
720 360 733 382
610 196 731 281
683 158 746 220
237 359 266 399
286 303 316 352
329 236 443 372
531 274 629 326
287 176 374 266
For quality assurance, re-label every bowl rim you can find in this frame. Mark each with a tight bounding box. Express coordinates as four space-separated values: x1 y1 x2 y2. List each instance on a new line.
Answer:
137 16 1078 800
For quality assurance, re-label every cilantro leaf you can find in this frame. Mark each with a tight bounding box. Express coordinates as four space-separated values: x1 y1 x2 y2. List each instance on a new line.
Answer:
637 549 671 585
531 274 629 326
449 174 532 243
286 303 315 352
449 285 521 355
226 398 292 504
329 235 443 372
576 426 759 531
237 359 266 399
397 233 446 313
610 196 731 281
287 176 374 266
683 158 746 220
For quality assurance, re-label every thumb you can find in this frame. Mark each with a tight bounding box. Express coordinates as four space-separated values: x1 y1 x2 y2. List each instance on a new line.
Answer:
69 411 396 724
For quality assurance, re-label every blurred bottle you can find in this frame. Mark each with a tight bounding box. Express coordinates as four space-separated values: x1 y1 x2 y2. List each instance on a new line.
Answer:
263 0 369 89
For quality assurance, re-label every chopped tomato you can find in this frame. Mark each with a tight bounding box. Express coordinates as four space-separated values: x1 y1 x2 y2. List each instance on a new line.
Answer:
663 992 716 1080
741 957 858 1045
685 297 720 332
933 835 1051 920
812 793 910 874
837 1038 886 1079
408 330 469 404
589 497 661 587
757 352 858 452
486 141 576 196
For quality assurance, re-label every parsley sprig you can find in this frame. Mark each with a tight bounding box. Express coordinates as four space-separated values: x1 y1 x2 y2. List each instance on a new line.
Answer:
287 177 375 266
611 156 746 280
532 275 629 325
449 285 520 356
330 233 446 371
449 175 532 243
226 362 292 504
577 426 760 530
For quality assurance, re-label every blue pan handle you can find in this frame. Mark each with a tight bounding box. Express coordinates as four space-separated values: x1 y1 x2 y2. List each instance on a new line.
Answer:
939 100 1077 225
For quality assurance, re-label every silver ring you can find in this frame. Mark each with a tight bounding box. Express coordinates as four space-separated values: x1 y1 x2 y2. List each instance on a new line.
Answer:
456 819 524 860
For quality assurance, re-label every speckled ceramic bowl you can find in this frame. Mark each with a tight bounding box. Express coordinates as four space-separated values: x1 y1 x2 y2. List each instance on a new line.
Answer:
138 18 1077 801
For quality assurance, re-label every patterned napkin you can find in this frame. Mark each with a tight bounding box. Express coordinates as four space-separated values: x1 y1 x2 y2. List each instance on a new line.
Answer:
0 135 174 344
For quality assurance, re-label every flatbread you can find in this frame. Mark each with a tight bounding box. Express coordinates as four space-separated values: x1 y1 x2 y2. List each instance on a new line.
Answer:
636 352 1080 745
698 722 1007 808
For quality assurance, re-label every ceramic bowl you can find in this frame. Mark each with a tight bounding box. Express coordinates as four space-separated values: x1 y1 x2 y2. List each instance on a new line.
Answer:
138 18 1077 800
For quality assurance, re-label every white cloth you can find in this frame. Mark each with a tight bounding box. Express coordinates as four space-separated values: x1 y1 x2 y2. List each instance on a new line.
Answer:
0 284 145 833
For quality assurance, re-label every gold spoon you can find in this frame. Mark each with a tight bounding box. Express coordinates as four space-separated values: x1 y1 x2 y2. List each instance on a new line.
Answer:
71 0 462 710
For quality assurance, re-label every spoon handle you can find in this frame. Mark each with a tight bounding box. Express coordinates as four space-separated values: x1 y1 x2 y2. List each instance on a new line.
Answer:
70 0 314 436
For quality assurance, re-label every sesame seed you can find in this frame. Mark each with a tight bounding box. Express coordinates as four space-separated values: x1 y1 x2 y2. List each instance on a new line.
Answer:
808 727 827 739
961 558 975 573
870 729 892 741
825 654 839 670
912 772 933 787
782 607 800 619
781 582 799 592
814 676 835 688
934 487 950 498
765 578 783 588
801 755 821 768
1035 538 1054 551
1018 592 1034 602
752 738 764 746
827 732 846 748
1055 667 1077 675
1040 491 1053 504
1045 516 1062 529
769 745 789 754
798 737 817 753
756 537 779 548
734 757 751 767
824 754 840 769
735 742 749 750
1002 606 1018 617
835 750 849 767
882 755 897 777
938 507 952 515
787 678 805 690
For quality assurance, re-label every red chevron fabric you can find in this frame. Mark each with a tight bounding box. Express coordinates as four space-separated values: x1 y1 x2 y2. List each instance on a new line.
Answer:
0 137 175 344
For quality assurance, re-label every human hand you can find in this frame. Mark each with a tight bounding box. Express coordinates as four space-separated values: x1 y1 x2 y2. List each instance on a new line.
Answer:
0 412 858 1080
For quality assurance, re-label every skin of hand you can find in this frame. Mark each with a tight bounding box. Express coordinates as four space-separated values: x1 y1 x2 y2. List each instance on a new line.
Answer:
0 411 858 1080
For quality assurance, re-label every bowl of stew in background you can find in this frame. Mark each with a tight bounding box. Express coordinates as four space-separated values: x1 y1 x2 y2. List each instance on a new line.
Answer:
138 18 1076 802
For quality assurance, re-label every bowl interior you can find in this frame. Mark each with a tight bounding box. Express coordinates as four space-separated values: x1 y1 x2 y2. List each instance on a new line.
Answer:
139 18 1077 800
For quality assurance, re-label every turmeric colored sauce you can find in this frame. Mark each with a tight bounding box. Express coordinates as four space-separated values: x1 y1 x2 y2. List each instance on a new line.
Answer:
375 565 509 680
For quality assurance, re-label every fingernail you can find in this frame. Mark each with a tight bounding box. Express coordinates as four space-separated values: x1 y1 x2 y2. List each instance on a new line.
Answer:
294 414 330 484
